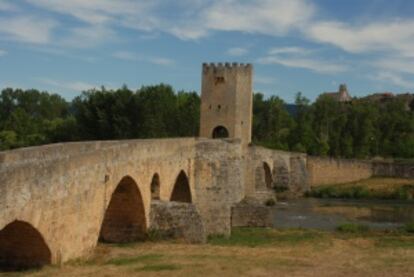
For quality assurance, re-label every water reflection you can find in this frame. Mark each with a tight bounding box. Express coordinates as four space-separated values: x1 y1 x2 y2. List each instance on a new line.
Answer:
273 198 414 230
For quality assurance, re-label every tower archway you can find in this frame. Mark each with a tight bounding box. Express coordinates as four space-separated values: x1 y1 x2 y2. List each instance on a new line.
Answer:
99 176 146 243
170 170 192 203
0 220 51 271
212 126 229 139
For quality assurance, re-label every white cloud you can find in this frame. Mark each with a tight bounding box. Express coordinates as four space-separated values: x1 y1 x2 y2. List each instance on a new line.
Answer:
61 25 115 48
26 0 155 25
255 75 277 85
375 57 414 75
258 56 347 74
0 49 7 56
307 20 414 57
25 0 316 41
372 72 414 89
113 51 174 66
36 77 99 92
0 1 18 11
113 51 139 61
258 46 347 74
149 57 174 66
227 47 248 57
0 16 57 44
268 46 310 55
203 0 315 37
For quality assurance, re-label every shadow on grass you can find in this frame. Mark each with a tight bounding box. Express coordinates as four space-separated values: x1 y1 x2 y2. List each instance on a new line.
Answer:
208 227 326 247
135 263 181 272
105 254 163 266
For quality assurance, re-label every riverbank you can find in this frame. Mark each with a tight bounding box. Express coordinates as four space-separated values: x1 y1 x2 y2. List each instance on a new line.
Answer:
6 227 414 277
307 177 414 200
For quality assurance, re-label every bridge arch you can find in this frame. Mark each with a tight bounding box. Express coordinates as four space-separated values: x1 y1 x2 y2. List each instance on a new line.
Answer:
99 176 147 243
170 170 192 203
273 159 290 191
263 162 273 189
0 220 51 271
255 161 273 191
150 173 161 200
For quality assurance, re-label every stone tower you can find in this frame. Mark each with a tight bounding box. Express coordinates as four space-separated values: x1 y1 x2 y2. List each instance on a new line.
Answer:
199 62 253 145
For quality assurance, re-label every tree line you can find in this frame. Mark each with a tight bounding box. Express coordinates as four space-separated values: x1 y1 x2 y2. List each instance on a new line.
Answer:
0 85 413 158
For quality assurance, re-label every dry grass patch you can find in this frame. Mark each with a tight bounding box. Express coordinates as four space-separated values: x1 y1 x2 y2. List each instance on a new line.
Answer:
5 228 414 277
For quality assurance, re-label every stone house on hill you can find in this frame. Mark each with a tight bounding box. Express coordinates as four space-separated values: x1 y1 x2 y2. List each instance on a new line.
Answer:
321 84 352 102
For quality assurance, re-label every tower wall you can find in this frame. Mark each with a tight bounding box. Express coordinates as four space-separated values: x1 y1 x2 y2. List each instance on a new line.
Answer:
199 62 253 145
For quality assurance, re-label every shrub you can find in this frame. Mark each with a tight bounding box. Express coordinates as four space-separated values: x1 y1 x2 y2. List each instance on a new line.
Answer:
404 222 414 233
336 223 370 233
265 199 276 206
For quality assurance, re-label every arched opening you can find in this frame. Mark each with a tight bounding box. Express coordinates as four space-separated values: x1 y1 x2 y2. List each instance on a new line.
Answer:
263 162 273 189
273 160 290 191
99 176 147 243
0 220 51 271
212 126 229 139
150 173 160 200
170 170 192 203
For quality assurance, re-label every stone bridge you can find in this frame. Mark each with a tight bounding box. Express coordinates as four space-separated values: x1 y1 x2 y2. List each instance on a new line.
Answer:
0 137 308 270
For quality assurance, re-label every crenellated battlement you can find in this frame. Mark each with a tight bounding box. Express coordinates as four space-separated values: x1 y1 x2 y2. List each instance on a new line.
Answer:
202 62 252 73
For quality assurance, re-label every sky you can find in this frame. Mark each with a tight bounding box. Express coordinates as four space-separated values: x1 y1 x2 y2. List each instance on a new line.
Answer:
0 0 414 103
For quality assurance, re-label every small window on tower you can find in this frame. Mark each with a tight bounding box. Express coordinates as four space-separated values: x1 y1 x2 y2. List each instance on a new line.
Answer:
215 76 225 85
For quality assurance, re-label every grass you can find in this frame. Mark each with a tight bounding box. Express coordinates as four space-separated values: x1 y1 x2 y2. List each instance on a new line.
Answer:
135 264 181 272
209 227 326 247
7 228 414 277
307 177 414 200
336 223 370 233
105 254 163 266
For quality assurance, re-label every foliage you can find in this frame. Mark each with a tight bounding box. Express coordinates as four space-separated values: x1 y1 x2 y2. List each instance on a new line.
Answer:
336 223 370 233
0 86 412 160
307 179 414 200
404 222 414 233
264 199 276 206
0 85 199 150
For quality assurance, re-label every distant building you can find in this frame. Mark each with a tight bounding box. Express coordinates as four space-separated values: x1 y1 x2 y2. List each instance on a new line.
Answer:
362 92 395 102
321 84 352 102
362 92 414 111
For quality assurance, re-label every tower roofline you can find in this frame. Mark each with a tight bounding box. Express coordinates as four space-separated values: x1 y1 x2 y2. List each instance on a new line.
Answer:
202 62 252 72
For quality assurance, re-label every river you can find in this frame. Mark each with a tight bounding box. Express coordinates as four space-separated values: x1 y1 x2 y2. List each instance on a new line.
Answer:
273 198 414 230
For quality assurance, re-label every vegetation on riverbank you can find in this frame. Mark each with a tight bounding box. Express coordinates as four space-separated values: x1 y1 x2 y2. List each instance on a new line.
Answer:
1 87 413 159
8 227 414 277
307 177 414 200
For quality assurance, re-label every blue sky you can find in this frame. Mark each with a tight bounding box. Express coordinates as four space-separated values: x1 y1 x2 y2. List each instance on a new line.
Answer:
0 0 414 103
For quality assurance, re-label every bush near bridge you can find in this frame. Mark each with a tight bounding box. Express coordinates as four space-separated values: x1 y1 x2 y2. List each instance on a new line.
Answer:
307 178 414 200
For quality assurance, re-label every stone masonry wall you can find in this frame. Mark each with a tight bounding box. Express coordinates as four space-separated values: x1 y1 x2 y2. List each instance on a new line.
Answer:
308 156 373 186
193 138 244 236
149 200 205 243
0 138 197 264
243 146 308 199
373 161 414 178
231 198 274 228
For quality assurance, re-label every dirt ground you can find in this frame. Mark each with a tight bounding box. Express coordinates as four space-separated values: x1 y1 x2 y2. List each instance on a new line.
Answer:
4 228 414 277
